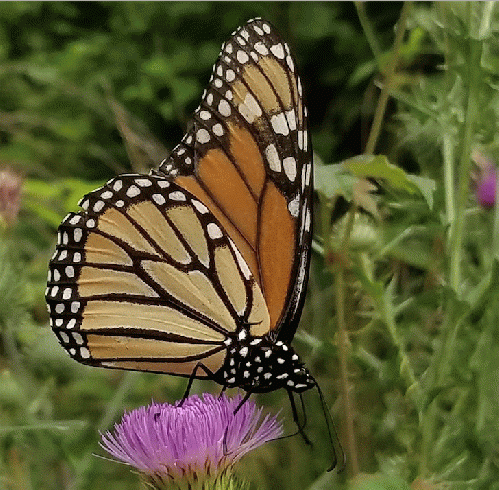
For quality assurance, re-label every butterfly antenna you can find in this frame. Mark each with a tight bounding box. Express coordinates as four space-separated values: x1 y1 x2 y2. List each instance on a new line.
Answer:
314 381 346 472
287 390 312 446
299 392 308 431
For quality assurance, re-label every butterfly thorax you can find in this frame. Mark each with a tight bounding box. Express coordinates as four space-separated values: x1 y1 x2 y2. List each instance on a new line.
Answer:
215 328 315 393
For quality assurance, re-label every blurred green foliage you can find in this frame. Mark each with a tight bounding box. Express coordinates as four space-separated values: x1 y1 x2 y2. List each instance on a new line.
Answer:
2 2 499 490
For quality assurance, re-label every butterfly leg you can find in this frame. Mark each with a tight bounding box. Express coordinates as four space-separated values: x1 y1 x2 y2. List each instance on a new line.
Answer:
298 392 308 431
234 390 253 414
218 385 228 398
179 362 215 405
222 390 254 457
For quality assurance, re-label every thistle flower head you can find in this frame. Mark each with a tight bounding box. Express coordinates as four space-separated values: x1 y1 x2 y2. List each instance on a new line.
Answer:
473 149 497 209
100 394 282 489
476 166 496 209
0 168 22 226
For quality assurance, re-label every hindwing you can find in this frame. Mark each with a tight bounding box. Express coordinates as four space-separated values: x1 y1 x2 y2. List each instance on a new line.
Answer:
47 174 270 376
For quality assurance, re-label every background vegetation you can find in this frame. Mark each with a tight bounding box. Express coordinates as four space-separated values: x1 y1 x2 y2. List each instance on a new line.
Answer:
1 2 499 490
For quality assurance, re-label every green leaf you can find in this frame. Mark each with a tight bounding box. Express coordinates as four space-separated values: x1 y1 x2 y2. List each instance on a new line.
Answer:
406 174 436 209
142 55 175 80
23 179 63 200
343 155 421 195
169 77 201 107
305 469 341 490
314 160 357 201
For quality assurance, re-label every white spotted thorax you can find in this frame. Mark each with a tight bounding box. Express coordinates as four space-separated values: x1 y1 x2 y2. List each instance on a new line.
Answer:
216 326 315 393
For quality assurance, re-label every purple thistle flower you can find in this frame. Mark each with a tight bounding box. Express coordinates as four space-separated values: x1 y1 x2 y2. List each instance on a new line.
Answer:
0 168 22 226
473 149 497 209
100 393 282 488
476 166 496 209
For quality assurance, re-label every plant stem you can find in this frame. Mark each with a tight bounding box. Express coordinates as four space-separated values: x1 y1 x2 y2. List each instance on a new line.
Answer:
493 173 499 260
327 3 412 476
443 134 455 228
422 5 486 476
334 265 359 476
319 192 359 475
382 279 418 389
448 38 482 293
354 2 383 64
439 36 482 384
364 1 411 155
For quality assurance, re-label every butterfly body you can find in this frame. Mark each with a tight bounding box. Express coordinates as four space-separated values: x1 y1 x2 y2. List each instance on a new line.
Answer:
214 329 314 394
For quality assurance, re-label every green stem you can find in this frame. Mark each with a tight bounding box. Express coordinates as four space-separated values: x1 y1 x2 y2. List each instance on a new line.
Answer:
443 134 455 228
420 399 439 476
363 2 411 155
334 267 359 476
438 36 482 384
319 192 359 476
354 2 383 64
422 8 485 477
382 280 418 390
448 38 482 293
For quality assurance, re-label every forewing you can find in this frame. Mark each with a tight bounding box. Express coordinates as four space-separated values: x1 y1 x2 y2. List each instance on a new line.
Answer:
156 18 313 339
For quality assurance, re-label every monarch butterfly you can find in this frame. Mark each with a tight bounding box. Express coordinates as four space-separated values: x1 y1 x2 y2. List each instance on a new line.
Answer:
46 18 340 469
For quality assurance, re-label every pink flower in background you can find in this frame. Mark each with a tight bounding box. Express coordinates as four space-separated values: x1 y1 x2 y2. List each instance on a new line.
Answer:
473 150 497 209
0 168 22 225
475 167 496 209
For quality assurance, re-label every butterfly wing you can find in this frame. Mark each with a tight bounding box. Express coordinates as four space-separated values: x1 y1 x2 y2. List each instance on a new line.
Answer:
156 18 312 342
46 174 270 376
46 18 312 375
